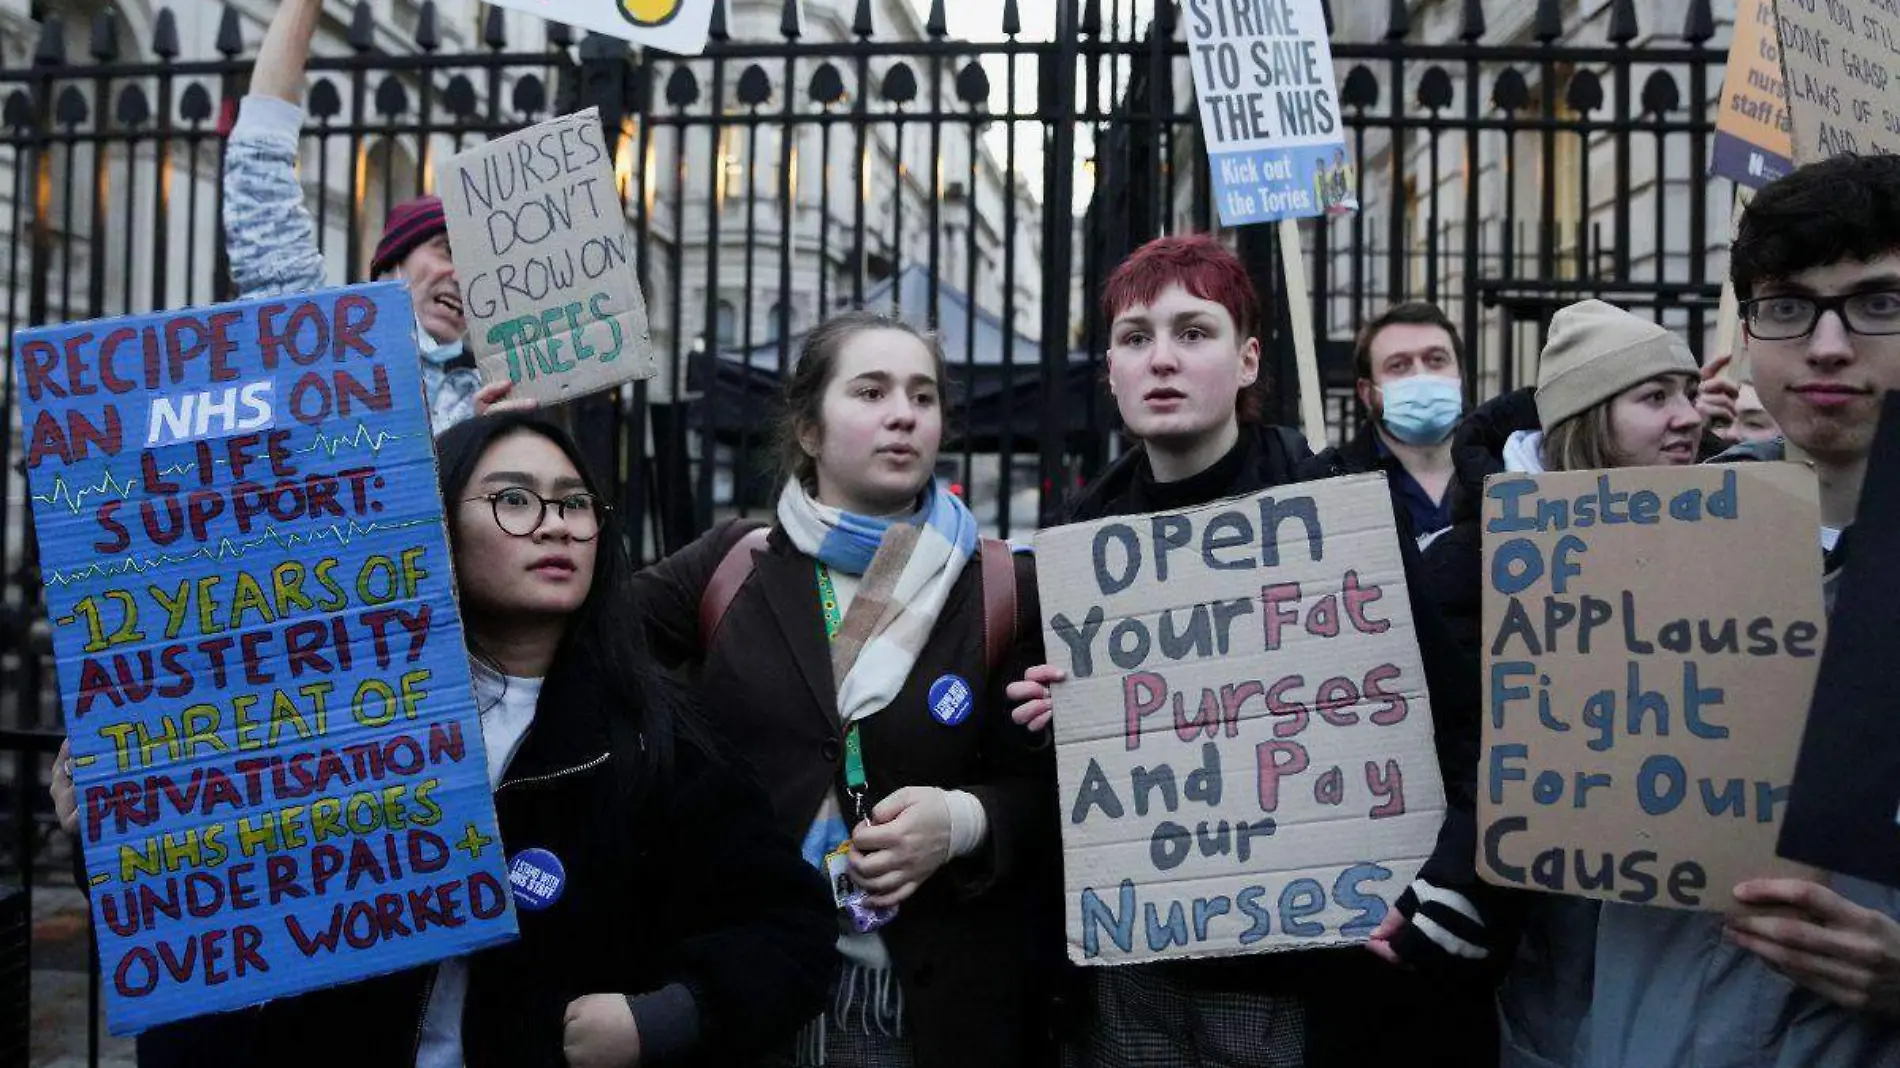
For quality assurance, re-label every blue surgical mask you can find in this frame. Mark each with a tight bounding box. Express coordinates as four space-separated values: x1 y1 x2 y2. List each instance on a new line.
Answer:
1379 375 1463 445
417 327 465 367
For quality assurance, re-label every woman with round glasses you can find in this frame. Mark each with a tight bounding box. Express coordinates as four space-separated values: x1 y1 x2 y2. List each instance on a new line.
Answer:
54 411 837 1068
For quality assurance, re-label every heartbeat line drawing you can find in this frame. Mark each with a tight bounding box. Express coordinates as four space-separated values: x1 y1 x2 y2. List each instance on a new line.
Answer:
42 517 438 588
30 467 148 515
29 422 408 516
300 423 410 459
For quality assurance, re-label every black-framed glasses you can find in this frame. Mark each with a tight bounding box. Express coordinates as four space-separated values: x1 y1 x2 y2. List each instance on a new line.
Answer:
1739 290 1900 341
463 487 606 540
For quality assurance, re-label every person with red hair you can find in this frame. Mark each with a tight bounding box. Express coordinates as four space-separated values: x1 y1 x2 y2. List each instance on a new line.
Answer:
1009 234 1500 1067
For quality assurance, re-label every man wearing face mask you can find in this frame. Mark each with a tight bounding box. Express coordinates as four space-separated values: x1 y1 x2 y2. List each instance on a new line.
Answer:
1298 302 1465 544
222 0 517 434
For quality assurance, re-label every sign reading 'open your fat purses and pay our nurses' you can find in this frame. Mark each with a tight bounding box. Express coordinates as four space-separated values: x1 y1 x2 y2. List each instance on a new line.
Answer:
11 282 516 1034
1184 0 1358 227
1478 464 1826 912
1036 475 1446 966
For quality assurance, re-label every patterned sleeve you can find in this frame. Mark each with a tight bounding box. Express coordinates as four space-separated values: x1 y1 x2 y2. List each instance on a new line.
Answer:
223 95 329 299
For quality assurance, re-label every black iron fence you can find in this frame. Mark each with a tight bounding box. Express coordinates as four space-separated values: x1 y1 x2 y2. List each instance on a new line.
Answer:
0 0 1731 1058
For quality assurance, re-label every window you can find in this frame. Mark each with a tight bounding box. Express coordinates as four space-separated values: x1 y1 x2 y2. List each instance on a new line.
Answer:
716 300 738 347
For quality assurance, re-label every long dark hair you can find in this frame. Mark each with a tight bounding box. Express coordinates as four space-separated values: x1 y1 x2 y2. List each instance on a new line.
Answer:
433 411 709 801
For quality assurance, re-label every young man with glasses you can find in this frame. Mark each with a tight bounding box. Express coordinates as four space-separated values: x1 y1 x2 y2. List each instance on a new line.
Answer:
1562 152 1900 1068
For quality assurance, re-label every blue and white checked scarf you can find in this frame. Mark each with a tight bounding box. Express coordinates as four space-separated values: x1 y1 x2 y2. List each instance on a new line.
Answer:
776 478 979 730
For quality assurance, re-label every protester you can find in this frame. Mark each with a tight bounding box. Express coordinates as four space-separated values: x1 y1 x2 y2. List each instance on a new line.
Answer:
224 0 516 431
1567 152 1900 1067
51 413 838 1066
1298 301 1465 543
1423 300 1704 655
1696 355 1785 445
1008 233 1499 1068
1413 299 1704 1065
628 310 1060 1068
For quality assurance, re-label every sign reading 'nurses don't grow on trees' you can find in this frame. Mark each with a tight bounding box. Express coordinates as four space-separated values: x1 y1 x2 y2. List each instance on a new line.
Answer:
11 282 515 1034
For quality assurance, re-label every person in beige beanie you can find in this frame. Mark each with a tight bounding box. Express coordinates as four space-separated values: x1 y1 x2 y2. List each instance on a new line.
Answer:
1528 298 1704 471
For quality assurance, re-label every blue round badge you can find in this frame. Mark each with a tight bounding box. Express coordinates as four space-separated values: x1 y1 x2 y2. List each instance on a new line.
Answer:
927 674 974 727
507 848 567 912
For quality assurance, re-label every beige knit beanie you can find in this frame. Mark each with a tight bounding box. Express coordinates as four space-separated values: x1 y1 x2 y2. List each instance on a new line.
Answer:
1535 300 1699 429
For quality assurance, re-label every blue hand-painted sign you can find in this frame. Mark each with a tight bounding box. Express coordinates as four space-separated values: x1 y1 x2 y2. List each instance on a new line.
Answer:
13 281 516 1035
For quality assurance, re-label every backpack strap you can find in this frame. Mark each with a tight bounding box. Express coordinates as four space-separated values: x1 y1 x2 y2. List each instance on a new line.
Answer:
698 523 771 647
979 538 1018 674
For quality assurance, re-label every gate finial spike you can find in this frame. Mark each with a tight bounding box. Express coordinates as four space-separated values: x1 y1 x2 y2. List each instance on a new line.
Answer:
1385 0 1411 40
1682 0 1715 43
1534 0 1563 42
214 5 242 58
1608 0 1639 43
1459 0 1486 42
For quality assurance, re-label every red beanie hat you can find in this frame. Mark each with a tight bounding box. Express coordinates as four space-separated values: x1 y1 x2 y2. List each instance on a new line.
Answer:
370 195 447 277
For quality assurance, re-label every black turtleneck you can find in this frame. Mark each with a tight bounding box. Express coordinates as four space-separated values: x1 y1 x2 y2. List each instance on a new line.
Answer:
1126 432 1258 514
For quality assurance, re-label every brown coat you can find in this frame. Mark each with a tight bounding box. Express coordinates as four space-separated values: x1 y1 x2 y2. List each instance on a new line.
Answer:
631 520 1061 1068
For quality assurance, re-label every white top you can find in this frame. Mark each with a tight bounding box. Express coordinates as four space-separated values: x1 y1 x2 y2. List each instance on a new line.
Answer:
416 668 542 1068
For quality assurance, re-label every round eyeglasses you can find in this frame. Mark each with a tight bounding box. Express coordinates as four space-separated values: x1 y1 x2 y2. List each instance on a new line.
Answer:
1739 290 1900 341
464 487 606 540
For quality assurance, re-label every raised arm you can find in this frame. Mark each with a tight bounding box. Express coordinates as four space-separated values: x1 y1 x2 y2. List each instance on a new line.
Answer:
250 0 323 105
223 0 327 299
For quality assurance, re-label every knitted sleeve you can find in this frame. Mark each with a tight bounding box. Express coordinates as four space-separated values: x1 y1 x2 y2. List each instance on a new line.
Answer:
223 95 328 299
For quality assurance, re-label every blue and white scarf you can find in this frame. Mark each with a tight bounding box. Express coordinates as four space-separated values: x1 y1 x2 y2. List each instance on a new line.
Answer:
777 477 977 1052
776 477 979 730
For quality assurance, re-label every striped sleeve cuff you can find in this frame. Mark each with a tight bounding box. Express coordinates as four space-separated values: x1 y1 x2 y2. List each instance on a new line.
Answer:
1397 878 1489 961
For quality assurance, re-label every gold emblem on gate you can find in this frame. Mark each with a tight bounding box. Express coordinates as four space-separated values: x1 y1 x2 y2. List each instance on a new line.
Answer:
617 0 684 27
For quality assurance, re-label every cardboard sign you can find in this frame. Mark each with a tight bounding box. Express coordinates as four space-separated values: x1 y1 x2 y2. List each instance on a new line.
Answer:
1477 464 1825 912
1779 394 1900 886
1712 0 1796 187
1184 0 1359 226
12 283 516 1033
437 108 656 405
1773 0 1899 163
485 0 715 55
1037 474 1446 965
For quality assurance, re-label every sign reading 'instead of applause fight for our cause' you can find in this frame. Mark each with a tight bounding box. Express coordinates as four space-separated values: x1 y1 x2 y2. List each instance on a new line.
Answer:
1478 465 1826 912
12 282 515 1033
1183 0 1359 226
1037 475 1445 965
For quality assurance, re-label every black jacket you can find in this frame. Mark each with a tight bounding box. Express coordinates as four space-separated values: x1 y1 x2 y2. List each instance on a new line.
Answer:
631 525 1062 1068
1065 425 1501 1067
1295 420 1446 543
132 660 838 1068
